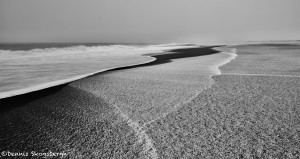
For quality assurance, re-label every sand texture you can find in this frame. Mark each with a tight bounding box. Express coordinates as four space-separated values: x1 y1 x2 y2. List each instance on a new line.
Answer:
0 86 148 158
147 75 300 158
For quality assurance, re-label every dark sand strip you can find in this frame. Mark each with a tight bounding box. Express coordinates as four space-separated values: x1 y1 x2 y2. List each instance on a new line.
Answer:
93 46 221 71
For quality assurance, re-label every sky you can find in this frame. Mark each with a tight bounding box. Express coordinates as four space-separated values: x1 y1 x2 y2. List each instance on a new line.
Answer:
0 0 300 44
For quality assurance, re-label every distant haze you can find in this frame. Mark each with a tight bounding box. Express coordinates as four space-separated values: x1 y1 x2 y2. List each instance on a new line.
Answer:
0 0 300 43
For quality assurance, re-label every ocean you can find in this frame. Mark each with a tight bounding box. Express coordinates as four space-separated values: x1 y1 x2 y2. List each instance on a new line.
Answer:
0 43 195 99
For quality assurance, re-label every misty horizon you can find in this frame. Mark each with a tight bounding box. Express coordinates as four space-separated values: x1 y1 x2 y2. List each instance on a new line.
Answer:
1 0 300 43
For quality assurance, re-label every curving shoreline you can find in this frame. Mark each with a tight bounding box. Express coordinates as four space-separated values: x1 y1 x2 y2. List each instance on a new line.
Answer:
67 46 237 158
0 46 221 111
211 47 237 75
0 44 201 100
0 45 220 100
0 56 156 100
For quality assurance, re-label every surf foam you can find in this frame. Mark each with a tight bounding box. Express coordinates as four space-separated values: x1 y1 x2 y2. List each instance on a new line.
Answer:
0 44 195 99
211 47 238 75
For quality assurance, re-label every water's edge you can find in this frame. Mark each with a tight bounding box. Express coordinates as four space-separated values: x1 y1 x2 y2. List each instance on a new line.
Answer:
0 46 219 112
0 56 156 99
0 46 221 100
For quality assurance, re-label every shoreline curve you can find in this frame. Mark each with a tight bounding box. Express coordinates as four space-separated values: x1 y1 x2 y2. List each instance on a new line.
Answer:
0 46 221 113
0 56 156 100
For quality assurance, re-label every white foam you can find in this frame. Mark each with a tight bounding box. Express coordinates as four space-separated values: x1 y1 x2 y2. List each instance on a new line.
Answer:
0 57 156 99
0 44 194 59
0 44 196 99
211 47 237 75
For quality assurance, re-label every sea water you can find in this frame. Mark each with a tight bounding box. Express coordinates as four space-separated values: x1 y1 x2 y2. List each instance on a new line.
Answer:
0 43 194 99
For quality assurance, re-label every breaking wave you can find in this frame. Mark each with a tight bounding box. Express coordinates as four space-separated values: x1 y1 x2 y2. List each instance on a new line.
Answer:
0 44 194 99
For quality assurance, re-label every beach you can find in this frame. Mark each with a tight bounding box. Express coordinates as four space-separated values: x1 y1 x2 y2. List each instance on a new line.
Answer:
145 44 300 158
0 44 299 158
147 75 300 158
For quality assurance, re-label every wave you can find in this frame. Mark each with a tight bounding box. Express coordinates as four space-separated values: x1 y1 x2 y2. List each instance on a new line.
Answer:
0 44 157 59
0 44 195 99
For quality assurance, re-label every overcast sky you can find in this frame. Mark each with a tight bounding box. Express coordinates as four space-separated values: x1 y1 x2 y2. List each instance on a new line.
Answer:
0 0 300 43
